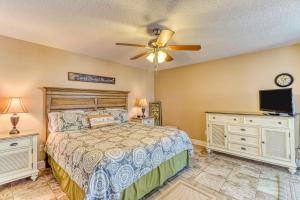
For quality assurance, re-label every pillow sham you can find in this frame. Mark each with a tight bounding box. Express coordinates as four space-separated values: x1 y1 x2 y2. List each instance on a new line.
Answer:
48 110 90 133
88 114 117 129
48 112 60 133
59 110 90 131
104 108 128 123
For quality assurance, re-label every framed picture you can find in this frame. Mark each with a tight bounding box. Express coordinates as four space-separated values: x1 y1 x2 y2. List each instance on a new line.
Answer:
68 72 115 84
149 101 162 126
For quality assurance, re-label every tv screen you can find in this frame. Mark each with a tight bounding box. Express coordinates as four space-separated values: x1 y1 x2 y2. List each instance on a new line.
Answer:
259 89 293 114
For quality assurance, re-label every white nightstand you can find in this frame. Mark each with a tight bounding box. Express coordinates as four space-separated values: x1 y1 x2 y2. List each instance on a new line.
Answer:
0 130 39 185
131 117 155 126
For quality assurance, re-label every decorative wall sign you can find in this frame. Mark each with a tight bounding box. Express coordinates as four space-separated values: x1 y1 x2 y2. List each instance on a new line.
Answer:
68 72 115 84
149 101 162 126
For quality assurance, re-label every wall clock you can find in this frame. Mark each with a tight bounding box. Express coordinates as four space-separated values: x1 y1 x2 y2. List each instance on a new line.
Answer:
275 73 294 87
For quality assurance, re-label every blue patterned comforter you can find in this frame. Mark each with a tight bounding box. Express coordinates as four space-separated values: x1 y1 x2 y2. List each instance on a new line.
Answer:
46 122 193 200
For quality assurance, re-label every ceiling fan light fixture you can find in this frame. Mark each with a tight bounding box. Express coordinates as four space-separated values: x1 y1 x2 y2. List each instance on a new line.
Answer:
146 50 167 63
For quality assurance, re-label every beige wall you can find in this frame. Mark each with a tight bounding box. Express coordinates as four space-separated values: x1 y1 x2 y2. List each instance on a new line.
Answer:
155 44 300 141
0 36 154 160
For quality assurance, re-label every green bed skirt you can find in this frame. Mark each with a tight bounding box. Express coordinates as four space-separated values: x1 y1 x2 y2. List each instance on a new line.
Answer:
48 150 189 200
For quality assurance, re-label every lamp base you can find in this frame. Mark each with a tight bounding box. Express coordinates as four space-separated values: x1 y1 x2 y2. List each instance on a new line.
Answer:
9 128 20 134
142 107 146 118
9 113 20 134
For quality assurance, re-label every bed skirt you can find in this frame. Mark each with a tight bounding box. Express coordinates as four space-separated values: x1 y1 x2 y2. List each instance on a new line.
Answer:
48 150 189 200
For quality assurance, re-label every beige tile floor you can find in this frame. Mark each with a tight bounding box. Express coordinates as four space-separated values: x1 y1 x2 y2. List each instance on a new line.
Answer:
1 146 299 200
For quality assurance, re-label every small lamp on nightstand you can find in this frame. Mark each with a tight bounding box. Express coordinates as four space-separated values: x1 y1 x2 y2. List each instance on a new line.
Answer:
1 97 28 134
135 98 148 118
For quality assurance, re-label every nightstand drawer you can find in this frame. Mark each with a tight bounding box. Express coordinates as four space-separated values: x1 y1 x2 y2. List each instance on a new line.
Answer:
0 137 31 151
143 118 154 126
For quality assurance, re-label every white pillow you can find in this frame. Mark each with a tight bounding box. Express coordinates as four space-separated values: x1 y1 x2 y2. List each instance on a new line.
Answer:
48 112 60 133
88 114 117 129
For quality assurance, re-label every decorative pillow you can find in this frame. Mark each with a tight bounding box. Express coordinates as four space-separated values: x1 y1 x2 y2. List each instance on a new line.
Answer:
88 114 117 129
59 110 90 131
48 112 60 133
104 108 128 123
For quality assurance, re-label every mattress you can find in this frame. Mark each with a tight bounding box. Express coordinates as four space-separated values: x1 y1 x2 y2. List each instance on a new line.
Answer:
46 122 193 200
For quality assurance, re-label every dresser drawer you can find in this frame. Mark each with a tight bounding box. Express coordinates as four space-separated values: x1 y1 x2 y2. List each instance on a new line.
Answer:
228 134 259 146
0 137 31 151
228 125 259 136
244 117 289 128
209 114 241 124
228 143 259 155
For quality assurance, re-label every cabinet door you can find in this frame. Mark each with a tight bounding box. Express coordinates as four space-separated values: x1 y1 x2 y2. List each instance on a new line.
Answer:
208 123 227 148
0 147 32 175
261 128 290 161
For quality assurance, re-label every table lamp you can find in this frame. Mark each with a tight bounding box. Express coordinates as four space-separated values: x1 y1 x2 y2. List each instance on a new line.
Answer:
138 98 148 118
2 97 28 134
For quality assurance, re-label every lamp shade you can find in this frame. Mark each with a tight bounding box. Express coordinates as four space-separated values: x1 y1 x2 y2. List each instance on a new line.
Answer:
138 98 148 107
2 97 28 114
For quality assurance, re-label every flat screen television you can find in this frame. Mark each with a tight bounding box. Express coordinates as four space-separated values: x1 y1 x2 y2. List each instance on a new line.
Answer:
259 88 294 115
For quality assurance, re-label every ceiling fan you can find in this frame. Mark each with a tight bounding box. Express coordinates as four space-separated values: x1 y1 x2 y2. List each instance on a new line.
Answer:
116 28 201 70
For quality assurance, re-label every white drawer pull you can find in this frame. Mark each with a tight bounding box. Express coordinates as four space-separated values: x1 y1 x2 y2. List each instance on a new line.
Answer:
10 142 18 147
240 138 246 141
241 147 246 150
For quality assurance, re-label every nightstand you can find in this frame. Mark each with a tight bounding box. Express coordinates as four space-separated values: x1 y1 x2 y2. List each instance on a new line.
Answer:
131 117 155 126
0 130 39 185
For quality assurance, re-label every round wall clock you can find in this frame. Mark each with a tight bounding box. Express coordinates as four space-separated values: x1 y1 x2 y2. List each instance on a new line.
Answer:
275 73 294 87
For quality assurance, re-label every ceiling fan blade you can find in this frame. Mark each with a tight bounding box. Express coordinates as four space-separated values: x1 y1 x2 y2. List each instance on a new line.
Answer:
167 45 201 51
156 29 175 47
165 52 174 62
116 43 146 47
130 51 149 60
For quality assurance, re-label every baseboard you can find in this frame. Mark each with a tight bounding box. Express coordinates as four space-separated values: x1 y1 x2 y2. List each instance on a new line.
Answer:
191 139 207 147
37 160 46 170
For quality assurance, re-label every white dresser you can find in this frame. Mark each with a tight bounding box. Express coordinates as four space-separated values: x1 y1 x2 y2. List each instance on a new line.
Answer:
0 130 39 185
206 112 299 174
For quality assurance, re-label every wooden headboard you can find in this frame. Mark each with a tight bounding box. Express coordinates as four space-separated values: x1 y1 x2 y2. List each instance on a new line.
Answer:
44 87 129 136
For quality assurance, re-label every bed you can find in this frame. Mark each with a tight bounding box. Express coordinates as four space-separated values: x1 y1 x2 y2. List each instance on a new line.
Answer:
44 87 193 200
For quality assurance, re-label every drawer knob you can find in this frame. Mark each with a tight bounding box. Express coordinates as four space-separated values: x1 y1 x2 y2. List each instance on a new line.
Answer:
249 120 253 123
240 138 246 141
10 142 18 147
233 118 237 121
241 147 246 150
224 135 227 138
240 128 246 131
278 122 282 125
261 141 265 144
212 117 216 119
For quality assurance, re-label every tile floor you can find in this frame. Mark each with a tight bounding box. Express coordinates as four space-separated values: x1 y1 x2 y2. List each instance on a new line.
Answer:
0 146 299 200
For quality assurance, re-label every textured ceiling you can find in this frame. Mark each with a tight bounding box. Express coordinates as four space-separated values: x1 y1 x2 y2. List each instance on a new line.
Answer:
0 0 300 70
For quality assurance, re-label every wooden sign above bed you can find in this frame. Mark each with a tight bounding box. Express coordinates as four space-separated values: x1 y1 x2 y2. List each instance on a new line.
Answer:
44 87 129 112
